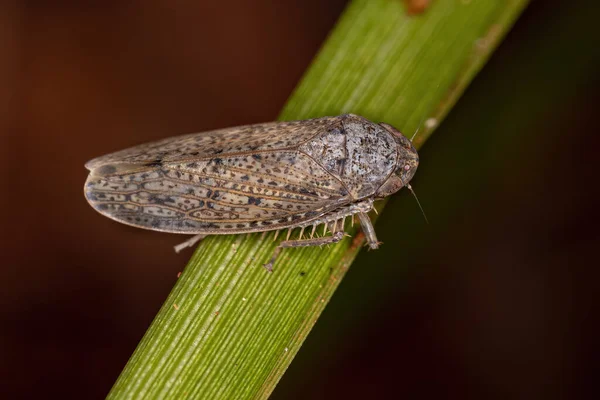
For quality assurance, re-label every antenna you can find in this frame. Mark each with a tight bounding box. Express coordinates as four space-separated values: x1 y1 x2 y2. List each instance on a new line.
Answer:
407 184 428 224
410 113 426 142
411 82 440 142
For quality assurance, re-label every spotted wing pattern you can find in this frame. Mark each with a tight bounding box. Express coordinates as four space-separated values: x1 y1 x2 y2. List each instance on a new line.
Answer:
85 117 339 170
84 119 352 234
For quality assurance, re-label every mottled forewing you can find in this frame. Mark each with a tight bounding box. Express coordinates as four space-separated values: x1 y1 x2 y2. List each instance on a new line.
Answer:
85 117 339 169
84 117 351 233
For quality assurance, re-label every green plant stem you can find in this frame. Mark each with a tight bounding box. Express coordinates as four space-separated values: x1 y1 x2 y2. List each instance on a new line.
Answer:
108 1 529 399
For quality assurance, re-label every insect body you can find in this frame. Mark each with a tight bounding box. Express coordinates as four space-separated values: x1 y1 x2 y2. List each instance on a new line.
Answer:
84 114 419 270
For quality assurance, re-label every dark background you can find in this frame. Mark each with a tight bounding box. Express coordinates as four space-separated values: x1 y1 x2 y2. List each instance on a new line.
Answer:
1 0 598 399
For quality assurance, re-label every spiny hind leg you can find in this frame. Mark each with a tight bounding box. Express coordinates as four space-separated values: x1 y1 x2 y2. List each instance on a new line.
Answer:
264 222 345 272
174 234 207 253
357 212 382 250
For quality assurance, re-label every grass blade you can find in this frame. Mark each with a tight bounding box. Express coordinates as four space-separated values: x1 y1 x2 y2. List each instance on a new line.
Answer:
108 1 530 398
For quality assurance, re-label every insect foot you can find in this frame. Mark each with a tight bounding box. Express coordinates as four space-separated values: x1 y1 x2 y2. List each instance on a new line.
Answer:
263 231 345 272
174 234 207 253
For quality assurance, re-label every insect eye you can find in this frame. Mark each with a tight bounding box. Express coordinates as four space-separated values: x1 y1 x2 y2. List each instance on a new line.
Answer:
404 164 411 171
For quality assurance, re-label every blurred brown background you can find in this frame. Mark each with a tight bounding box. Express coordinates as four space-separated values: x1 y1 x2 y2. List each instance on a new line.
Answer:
1 0 598 399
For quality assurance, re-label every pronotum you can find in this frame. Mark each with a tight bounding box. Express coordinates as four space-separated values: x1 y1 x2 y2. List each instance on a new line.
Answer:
84 114 420 271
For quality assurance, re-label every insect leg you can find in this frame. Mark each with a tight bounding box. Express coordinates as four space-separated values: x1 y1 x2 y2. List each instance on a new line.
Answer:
357 212 381 250
263 230 345 272
174 234 207 253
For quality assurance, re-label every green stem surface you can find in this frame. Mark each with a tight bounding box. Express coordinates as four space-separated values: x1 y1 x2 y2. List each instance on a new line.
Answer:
108 1 529 398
